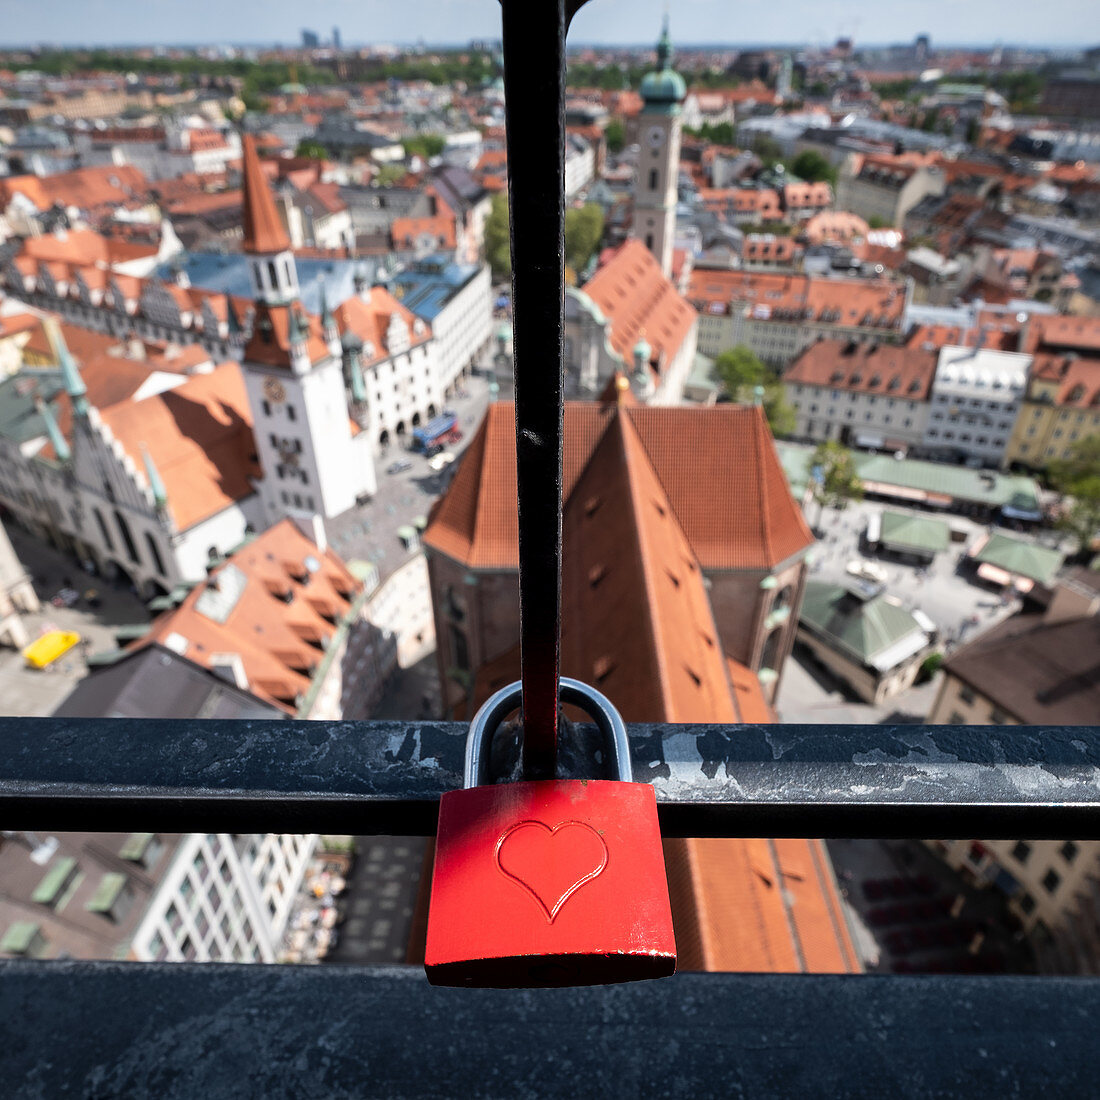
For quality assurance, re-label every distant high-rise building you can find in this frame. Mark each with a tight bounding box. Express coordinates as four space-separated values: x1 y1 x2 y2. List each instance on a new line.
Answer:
332 26 342 51
776 55 793 101
915 34 931 64
301 29 320 49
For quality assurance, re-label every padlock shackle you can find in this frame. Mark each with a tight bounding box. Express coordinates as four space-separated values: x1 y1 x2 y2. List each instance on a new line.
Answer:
464 677 633 789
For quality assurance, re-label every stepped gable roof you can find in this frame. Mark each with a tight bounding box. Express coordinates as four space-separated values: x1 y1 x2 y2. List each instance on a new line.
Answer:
424 401 812 572
560 412 739 723
581 239 696 374
243 302 329 369
944 609 1100 726
137 519 359 714
240 133 291 254
96 361 259 531
666 836 861 973
787 338 938 400
335 287 430 365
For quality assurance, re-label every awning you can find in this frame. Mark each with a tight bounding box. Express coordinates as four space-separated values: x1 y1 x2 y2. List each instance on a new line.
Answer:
868 630 930 672
855 432 885 449
977 562 1012 586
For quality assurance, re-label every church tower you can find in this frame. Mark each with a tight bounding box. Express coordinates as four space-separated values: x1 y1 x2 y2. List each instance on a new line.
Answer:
631 18 686 279
237 134 376 524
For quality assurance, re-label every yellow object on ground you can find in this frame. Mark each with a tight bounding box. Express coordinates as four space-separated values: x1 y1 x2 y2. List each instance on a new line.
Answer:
23 630 81 669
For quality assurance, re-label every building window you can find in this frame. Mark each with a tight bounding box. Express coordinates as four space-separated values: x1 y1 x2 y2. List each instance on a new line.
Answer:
145 534 166 577
959 686 975 705
1042 868 1061 894
287 406 297 422
262 401 271 417
648 169 659 191
114 510 140 565
94 507 114 552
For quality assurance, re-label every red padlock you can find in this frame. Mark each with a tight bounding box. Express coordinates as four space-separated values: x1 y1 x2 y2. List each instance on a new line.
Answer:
424 677 676 987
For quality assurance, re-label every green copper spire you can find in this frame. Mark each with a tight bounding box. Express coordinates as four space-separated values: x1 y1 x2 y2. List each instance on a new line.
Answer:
55 330 89 418
141 444 168 509
38 398 70 463
319 281 339 343
226 294 242 337
348 348 367 404
288 302 306 345
656 14 672 70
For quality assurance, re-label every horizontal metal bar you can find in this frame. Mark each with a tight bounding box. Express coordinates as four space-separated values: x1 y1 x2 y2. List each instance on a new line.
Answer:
1 717 1098 837
1 961 1098 1098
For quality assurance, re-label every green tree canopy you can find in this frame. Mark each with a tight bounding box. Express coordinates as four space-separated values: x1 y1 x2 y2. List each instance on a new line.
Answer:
810 439 864 513
401 134 445 160
564 203 604 276
484 193 512 279
789 149 837 186
1048 435 1100 554
295 139 329 160
604 119 625 154
712 345 796 439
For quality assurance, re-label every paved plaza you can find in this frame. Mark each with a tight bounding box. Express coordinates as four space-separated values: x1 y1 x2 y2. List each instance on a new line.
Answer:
777 492 1071 725
0 524 150 716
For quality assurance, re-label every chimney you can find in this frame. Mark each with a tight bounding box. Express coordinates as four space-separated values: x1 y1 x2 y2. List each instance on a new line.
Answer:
209 652 249 690
291 512 328 555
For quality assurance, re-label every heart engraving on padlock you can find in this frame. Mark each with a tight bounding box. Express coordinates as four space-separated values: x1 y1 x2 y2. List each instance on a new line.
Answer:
495 820 609 923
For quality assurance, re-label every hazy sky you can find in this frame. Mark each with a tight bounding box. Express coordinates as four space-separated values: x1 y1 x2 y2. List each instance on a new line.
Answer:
5 0 1099 48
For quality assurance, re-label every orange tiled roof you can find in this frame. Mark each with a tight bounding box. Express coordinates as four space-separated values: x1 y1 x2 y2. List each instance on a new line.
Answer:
686 268 905 329
336 287 430 365
668 837 861 973
241 133 291 254
1024 314 1100 355
803 210 868 244
97 361 260 531
424 401 812 573
20 228 157 270
137 519 359 713
787 339 938 401
0 164 149 215
581 239 696 374
560 412 740 724
1030 353 1100 407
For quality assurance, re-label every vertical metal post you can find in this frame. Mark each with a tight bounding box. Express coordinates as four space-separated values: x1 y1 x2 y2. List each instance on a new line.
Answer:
500 0 569 780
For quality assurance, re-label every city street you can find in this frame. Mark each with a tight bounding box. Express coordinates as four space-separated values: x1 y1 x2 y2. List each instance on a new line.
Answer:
323 367 495 582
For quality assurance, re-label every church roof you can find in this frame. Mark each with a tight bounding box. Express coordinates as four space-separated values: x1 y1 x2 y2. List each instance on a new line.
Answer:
241 133 291 254
424 401 813 573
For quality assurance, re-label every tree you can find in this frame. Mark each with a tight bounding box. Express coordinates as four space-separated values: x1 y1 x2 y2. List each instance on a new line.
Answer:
402 134 445 160
1048 435 1100 554
789 149 836 186
375 163 406 187
604 119 625 154
564 203 604 276
809 439 863 526
712 345 796 439
483 193 512 279
295 139 328 160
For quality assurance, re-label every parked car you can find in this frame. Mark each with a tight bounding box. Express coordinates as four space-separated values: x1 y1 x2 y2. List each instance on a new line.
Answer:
386 459 413 474
428 451 456 472
846 559 889 584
